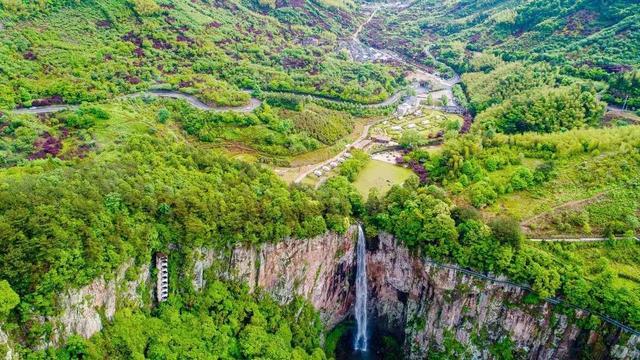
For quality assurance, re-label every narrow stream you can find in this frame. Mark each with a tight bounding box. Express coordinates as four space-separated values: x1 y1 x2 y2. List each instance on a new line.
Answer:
354 224 369 352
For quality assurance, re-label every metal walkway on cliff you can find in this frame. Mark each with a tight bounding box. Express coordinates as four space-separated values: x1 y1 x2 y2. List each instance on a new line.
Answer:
156 253 169 302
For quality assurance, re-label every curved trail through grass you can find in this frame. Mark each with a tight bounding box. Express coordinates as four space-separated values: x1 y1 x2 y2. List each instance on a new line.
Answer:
528 236 639 242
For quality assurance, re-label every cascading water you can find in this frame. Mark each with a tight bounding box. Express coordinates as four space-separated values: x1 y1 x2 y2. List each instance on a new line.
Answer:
354 224 368 352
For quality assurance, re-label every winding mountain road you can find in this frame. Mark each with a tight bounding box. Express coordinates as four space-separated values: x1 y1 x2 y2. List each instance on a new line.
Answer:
11 87 407 116
11 3 460 187
12 89 263 115
289 3 463 183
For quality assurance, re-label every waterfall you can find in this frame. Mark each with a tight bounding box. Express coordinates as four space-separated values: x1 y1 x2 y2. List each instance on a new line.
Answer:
354 224 368 351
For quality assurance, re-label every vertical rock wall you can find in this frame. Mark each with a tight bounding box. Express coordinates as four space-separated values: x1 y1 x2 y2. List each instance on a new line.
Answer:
14 227 639 360
46 259 151 346
0 325 14 360
367 232 640 359
194 226 358 328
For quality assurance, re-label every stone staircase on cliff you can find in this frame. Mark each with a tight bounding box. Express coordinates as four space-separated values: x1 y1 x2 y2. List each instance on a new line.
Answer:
156 253 169 302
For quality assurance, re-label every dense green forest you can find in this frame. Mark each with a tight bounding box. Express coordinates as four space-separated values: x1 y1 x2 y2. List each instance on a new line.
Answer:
33 281 328 359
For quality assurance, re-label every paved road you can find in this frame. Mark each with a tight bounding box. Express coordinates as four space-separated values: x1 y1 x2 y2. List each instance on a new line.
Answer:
11 90 263 115
11 87 408 116
290 3 464 183
13 104 79 115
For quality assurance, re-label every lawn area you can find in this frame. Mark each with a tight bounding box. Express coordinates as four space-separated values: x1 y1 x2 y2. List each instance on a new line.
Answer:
353 159 413 198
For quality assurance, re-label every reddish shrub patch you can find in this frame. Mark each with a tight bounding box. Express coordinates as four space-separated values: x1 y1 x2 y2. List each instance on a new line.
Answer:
160 3 175 9
104 53 113 61
133 47 145 57
562 10 598 36
164 16 176 25
96 20 111 28
122 31 143 46
23 51 37 60
281 56 307 69
176 34 194 44
127 76 141 84
247 26 263 36
152 38 172 49
459 113 474 134
208 21 222 28
601 64 633 73
31 96 64 107
29 132 62 160
178 80 194 88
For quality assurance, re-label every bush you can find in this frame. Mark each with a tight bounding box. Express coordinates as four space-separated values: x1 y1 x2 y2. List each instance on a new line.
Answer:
130 0 160 16
489 216 523 250
0 280 19 319
339 150 369 182
157 108 170 123
399 130 426 149
468 181 497 208
509 167 534 191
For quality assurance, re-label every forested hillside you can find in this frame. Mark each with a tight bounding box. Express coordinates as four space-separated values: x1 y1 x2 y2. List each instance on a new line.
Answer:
0 0 401 109
363 0 639 74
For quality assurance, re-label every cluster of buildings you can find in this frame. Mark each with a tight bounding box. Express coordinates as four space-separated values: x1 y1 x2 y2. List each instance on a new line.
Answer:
313 152 352 177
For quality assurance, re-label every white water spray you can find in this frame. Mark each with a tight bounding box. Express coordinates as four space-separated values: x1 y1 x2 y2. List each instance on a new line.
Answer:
354 224 368 351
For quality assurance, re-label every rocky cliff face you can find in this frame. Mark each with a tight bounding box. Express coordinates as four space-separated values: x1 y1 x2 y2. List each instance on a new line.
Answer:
194 226 357 327
15 227 639 359
1 325 14 360
367 232 640 359
44 259 151 347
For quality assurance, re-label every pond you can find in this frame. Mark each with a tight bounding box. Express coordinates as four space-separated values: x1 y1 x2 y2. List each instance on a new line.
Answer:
327 321 403 360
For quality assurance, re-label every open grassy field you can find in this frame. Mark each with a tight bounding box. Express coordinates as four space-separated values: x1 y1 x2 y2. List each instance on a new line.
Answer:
353 159 413 198
432 126 640 237
529 240 640 292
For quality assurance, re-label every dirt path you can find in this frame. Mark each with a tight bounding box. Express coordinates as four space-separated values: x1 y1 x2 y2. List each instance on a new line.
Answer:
528 236 638 242
286 3 461 183
520 191 609 231
353 4 381 41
